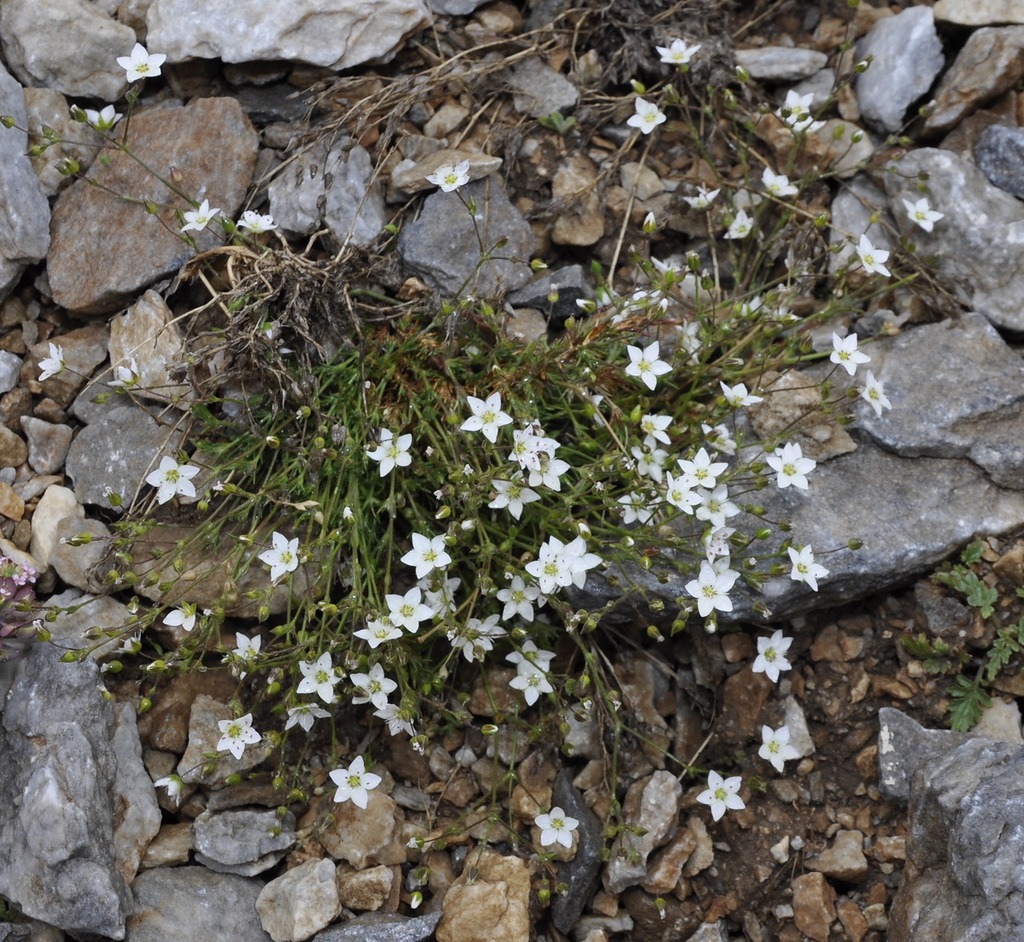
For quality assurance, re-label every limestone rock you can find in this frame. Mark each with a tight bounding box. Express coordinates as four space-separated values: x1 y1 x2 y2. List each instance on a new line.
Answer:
436 848 531 942
335 865 394 912
792 872 837 942
734 47 828 82
934 0 1024 26
604 771 682 893
974 124 1024 199
26 325 110 408
177 695 276 786
310 911 441 942
805 829 869 883
192 807 297 876
318 788 406 870
24 87 98 197
147 0 431 71
257 858 341 941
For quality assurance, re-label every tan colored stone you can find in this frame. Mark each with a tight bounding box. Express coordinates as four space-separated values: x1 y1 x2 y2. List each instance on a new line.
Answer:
318 789 406 869
0 481 24 521
792 872 837 942
806 830 868 883
336 864 394 911
141 823 193 869
436 848 531 942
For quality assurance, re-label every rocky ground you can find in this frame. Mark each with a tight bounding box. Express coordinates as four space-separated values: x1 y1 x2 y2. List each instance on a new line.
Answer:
5 1 1024 941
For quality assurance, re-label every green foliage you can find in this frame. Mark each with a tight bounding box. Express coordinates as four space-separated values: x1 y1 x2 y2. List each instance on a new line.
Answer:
946 674 991 733
537 111 577 135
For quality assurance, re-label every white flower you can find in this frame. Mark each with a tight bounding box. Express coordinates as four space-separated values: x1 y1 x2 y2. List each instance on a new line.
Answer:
329 756 382 809
497 575 540 622
233 632 261 660
535 806 579 848
38 343 66 381
285 702 330 733
117 43 166 83
216 713 261 760
153 774 184 801
627 97 666 134
525 535 602 594
400 532 452 579
162 604 196 632
367 429 413 477
354 617 404 648
84 105 122 131
702 422 736 455
788 545 829 592
236 210 278 233
146 455 201 504
258 531 300 582
762 167 798 198
860 370 892 417
902 197 943 232
488 475 541 522
677 447 728 489
632 445 669 482
694 484 739 530
855 233 891 277
766 442 816 490
180 198 220 233
720 381 762 408
725 209 754 239
683 186 720 210
350 663 398 711
664 471 699 513
527 454 572 492
448 614 506 662
461 392 513 443
752 629 793 683
373 702 416 738
830 332 870 377
686 560 739 618
696 770 745 821
703 526 735 563
385 586 435 634
509 657 555 706
426 160 470 192
296 652 341 704
506 639 556 672
776 90 823 134
639 413 672 445
656 38 701 66
759 724 801 773
625 341 672 390
110 357 140 388
618 490 658 525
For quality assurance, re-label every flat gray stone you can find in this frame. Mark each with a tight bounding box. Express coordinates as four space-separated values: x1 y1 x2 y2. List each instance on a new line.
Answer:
975 124 1024 198
312 911 441 942
734 47 828 82
192 808 296 876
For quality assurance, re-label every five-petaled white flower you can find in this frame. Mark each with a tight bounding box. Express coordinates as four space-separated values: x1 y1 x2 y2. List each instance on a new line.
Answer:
830 332 870 376
426 160 470 192
385 586 435 633
625 341 672 390
776 90 823 134
762 167 798 198
720 381 762 408
759 724 801 774
258 531 300 582
38 343 66 382
509 655 555 706
766 442 816 490
488 475 541 520
725 208 754 240
639 413 672 445
683 186 720 210
461 392 513 443
535 806 580 848
350 663 398 711
83 105 122 131
329 755 382 809
627 98 667 135
686 560 740 619
146 455 200 504
656 38 701 66
860 370 892 417
366 428 413 477
162 603 197 632
752 629 793 683
285 702 331 733
677 447 728 489
354 617 404 649
110 357 140 388
217 713 261 760
297 652 341 703
180 198 220 233
788 545 829 592
696 770 745 821
855 233 891 277
400 531 452 579
236 210 278 233
497 575 541 622
117 43 166 83
902 197 943 232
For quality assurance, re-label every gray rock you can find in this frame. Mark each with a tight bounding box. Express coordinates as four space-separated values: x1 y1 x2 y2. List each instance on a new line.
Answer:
0 60 50 301
178 695 275 786
24 87 98 197
828 174 891 274
28 484 81 568
397 176 534 298
884 148 1024 332
129 867 273 942
550 769 603 934
574 313 1024 624
147 0 431 71
507 58 578 118
49 515 113 594
878 708 1024 941
48 97 259 314
0 351 21 393
924 27 1024 135
268 138 384 247
791 68 836 112
856 6 944 132
28 324 111 408
256 858 341 941
41 589 135 661
734 47 828 82
508 265 592 324
64 403 187 508
603 771 682 893
311 911 441 942
20 416 72 474
0 0 134 100
428 0 488 12
0 642 133 937
111 701 164 883
192 807 296 877
686 922 729 942
934 0 1024 26
975 124 1024 199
